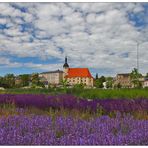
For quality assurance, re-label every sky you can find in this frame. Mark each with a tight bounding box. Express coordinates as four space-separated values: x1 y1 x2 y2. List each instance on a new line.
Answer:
0 2 148 77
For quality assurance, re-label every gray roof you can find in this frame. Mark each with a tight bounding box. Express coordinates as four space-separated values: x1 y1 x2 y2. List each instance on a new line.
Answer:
40 69 63 74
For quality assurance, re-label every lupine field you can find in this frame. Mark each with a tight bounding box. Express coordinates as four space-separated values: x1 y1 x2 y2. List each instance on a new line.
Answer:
0 92 148 145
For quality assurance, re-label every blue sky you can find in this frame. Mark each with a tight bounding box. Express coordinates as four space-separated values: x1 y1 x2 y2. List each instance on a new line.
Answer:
0 3 148 77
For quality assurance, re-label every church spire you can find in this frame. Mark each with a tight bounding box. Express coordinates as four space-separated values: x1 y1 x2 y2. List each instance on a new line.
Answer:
65 56 67 63
63 56 69 68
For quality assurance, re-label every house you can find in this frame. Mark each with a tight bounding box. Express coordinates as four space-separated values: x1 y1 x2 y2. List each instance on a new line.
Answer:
15 76 22 86
63 57 94 87
39 70 63 86
113 73 132 88
143 78 148 88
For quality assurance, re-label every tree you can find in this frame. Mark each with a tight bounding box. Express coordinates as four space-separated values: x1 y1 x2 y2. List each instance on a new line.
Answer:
146 73 148 79
31 73 40 86
106 77 113 88
4 74 15 88
130 68 142 88
19 74 30 87
95 76 106 88
61 79 68 92
0 76 8 88
96 73 98 79
100 76 106 83
117 83 121 88
95 79 103 88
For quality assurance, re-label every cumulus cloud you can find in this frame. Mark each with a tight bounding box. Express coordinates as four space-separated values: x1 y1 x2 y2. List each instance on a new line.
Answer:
0 3 148 76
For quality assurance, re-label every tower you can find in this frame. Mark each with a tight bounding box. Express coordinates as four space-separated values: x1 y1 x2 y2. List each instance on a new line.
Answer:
63 56 69 78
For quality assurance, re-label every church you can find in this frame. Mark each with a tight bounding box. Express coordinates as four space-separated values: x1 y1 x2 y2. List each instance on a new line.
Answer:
39 57 94 87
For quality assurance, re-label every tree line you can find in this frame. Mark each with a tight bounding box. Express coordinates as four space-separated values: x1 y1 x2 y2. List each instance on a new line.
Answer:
0 73 44 89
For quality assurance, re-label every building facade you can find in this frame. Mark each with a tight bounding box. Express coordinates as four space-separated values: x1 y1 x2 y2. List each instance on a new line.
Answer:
63 57 94 87
39 57 94 87
114 73 132 88
39 70 63 86
143 78 148 88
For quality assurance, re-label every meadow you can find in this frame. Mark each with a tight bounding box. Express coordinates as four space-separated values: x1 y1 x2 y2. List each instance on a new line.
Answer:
0 89 148 145
0 88 148 99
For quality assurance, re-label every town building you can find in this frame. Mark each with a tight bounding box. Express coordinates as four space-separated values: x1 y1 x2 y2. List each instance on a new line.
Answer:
39 70 63 86
143 78 148 88
63 57 94 87
39 57 94 87
15 76 22 86
113 73 132 88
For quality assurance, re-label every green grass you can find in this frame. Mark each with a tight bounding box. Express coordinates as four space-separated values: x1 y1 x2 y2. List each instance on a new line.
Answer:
0 88 64 95
73 88 148 99
0 88 148 99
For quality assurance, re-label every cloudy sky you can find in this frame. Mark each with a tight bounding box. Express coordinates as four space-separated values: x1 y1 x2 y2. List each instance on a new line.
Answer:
0 3 148 77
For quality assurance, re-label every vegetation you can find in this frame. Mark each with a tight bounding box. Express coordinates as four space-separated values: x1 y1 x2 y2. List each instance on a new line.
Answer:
0 94 148 145
0 88 148 99
94 76 106 88
72 88 148 99
130 68 143 88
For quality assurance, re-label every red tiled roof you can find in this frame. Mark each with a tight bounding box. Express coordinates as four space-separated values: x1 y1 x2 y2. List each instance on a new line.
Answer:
65 68 93 78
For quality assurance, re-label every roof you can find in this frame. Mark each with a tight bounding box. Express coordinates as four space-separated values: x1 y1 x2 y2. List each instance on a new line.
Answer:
65 68 93 78
40 70 63 74
144 78 148 81
117 73 130 76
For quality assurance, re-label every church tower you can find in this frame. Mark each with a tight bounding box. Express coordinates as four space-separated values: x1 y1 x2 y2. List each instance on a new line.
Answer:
63 56 69 78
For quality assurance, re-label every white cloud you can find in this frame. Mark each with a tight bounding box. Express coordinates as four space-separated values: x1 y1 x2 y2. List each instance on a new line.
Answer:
0 3 147 76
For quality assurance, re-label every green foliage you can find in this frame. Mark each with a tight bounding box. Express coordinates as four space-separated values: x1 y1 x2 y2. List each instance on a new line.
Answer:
106 77 113 88
61 79 68 93
95 76 106 88
95 79 103 88
145 73 148 78
31 73 40 85
116 83 122 89
73 83 84 89
66 83 84 94
3 74 15 88
130 68 142 88
19 74 30 87
0 77 8 88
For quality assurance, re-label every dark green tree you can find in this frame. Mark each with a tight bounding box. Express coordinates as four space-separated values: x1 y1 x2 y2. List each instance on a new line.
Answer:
95 76 106 88
95 79 103 88
96 73 98 79
117 83 121 88
100 76 106 83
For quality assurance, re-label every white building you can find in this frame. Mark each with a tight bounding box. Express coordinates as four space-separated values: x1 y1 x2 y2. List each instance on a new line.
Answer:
143 78 148 88
39 70 63 86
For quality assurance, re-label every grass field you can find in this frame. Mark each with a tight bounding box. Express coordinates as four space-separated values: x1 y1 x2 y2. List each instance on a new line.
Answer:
0 88 148 99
